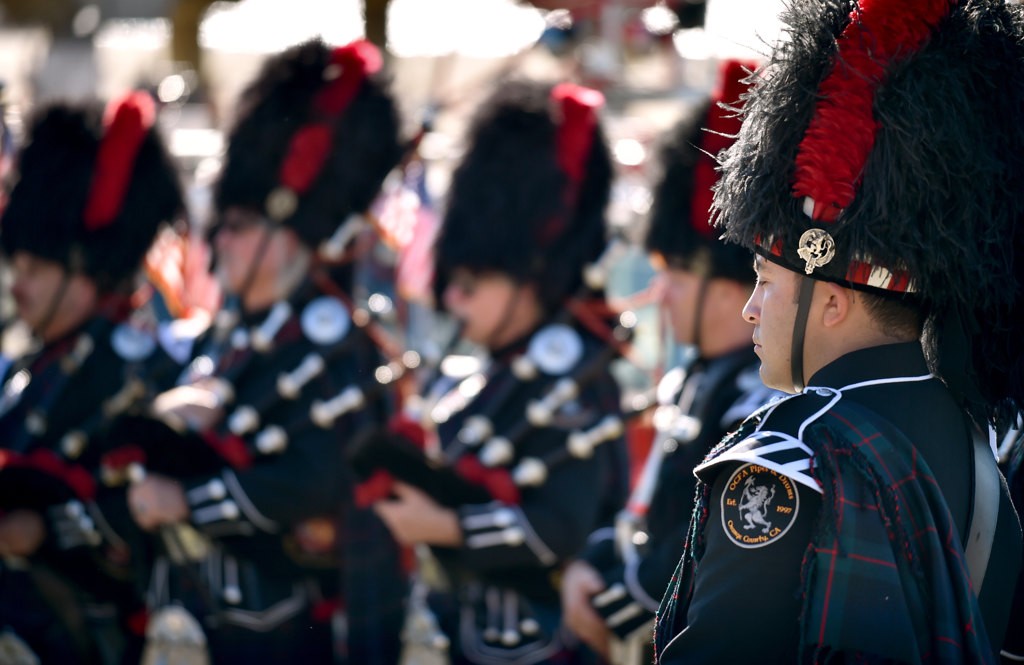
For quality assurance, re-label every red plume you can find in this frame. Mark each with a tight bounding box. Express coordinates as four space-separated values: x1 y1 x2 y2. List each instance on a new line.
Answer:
539 82 604 245
275 40 383 203
691 59 756 238
83 91 155 231
279 123 334 194
553 82 603 187
314 39 382 116
793 0 956 222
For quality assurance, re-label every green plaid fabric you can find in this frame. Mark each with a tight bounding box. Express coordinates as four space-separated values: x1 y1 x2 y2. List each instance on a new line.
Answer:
800 401 991 663
655 400 993 664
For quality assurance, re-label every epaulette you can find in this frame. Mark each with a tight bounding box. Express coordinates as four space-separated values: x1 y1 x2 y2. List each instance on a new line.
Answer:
695 390 833 494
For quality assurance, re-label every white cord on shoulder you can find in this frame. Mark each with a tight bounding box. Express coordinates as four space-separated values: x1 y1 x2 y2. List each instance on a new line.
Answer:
797 373 936 440
837 373 935 392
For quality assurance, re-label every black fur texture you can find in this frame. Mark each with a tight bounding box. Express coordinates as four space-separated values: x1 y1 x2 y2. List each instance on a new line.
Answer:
713 0 1024 426
434 80 612 314
1 101 183 293
215 39 403 249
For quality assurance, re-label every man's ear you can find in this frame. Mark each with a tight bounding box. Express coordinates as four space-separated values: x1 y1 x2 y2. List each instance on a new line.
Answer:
819 281 853 329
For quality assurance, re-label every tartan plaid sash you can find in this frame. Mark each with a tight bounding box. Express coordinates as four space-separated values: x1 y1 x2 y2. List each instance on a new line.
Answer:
655 399 993 664
800 400 992 663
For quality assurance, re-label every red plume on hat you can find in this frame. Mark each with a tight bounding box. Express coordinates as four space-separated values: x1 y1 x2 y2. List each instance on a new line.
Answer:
273 40 383 216
552 83 603 186
1 94 182 291
793 0 954 224
782 0 955 293
691 58 755 240
214 38 403 251
537 83 604 246
83 91 156 231
712 0 1024 425
433 80 613 314
644 59 756 284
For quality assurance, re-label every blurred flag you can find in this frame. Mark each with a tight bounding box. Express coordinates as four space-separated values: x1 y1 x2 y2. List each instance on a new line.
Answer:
143 225 221 322
375 159 440 305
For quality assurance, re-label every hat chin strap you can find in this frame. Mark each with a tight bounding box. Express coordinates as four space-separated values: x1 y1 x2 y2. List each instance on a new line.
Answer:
790 276 816 393
35 270 72 343
237 223 277 310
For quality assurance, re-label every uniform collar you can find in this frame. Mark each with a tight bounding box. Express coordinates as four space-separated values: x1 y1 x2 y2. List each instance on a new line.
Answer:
488 324 544 362
237 278 318 326
807 341 929 390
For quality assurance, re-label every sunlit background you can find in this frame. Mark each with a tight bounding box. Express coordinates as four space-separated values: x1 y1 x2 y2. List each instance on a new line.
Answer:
0 0 787 369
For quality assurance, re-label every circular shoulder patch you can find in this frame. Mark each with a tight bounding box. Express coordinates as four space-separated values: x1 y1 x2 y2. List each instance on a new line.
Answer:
527 323 583 376
720 463 799 549
301 296 351 346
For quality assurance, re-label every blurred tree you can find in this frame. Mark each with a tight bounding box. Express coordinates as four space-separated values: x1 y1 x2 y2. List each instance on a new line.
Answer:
364 0 389 54
171 0 220 73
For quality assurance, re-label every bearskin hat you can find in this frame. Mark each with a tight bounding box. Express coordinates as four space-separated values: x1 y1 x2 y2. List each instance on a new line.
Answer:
214 38 403 250
1 93 183 293
713 0 1024 425
434 80 613 315
645 59 755 284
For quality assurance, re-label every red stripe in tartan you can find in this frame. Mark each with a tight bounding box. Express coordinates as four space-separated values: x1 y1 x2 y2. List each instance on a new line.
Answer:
836 497 880 511
891 474 921 489
814 546 898 569
821 431 849 534
943 517 976 593
847 552 897 568
829 409 927 539
818 537 839 644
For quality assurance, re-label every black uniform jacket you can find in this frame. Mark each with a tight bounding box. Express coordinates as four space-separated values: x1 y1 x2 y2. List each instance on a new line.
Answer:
426 324 629 663
145 289 405 663
656 342 1022 664
0 310 185 663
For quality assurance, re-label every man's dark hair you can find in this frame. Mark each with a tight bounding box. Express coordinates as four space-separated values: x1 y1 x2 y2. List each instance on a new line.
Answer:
860 292 924 340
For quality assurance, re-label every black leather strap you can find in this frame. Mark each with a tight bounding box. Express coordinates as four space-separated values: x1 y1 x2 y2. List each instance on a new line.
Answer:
790 277 815 393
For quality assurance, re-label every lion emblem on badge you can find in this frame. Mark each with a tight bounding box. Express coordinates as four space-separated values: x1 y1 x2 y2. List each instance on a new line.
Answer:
796 228 836 275
721 464 799 548
738 476 776 534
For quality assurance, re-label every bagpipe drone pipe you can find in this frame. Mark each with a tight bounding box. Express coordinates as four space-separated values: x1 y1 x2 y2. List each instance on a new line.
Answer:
347 297 637 510
0 312 183 517
0 315 182 608
97 288 400 487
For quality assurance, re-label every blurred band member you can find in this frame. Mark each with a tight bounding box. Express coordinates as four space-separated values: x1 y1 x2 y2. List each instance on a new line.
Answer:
562 59 778 665
121 39 407 664
0 92 184 664
654 0 1024 661
368 80 630 664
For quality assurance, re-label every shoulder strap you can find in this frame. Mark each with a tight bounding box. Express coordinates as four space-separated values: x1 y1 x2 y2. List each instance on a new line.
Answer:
832 399 998 597
966 431 1000 596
